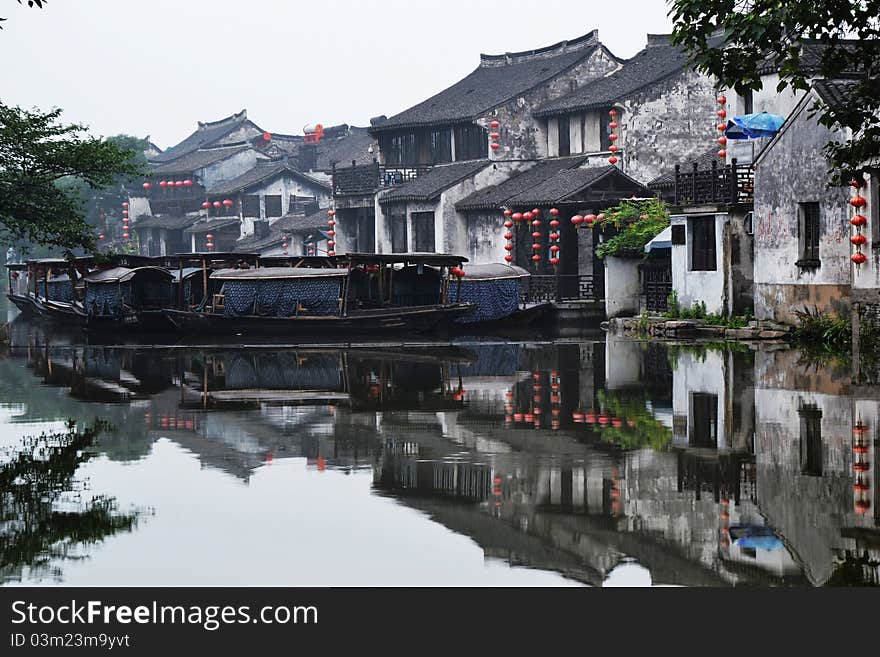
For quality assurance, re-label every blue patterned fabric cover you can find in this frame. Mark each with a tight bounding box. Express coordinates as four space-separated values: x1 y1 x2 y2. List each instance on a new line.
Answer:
45 279 73 302
223 278 341 317
453 278 521 324
452 342 520 376
84 282 130 318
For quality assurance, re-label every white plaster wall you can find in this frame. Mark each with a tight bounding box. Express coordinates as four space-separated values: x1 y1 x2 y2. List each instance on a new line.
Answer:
197 150 266 189
603 333 642 389
604 256 640 318
128 196 152 219
670 213 727 315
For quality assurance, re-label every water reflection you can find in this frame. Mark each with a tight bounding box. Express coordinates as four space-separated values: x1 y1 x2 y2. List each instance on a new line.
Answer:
0 315 878 586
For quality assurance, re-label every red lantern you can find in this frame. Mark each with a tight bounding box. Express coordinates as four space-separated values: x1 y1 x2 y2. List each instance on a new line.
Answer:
213 201 221 208
608 156 618 164
222 199 233 207
201 201 211 209
159 180 168 188
206 233 214 240
549 208 559 216
571 215 584 226
609 145 618 153
717 95 727 105
282 250 288 255
531 243 541 251
585 214 596 224
122 217 130 224
851 196 867 208
523 212 533 221
504 254 513 263
123 232 130 239
851 214 868 226
489 132 501 140
263 132 271 141
852 234 868 246
206 242 214 250
549 220 559 228
609 121 618 130
597 213 606 220
175 180 184 187
609 133 618 141
98 234 104 241
122 210 128 216
143 182 152 190
503 209 512 217
328 241 335 248
489 120 500 129
718 150 727 158
504 244 513 251
550 245 560 253
328 251 336 256
550 257 559 265
851 178 863 188
122 202 129 208
532 231 541 239
717 123 727 131
512 212 523 222
609 109 617 117
717 109 727 119
328 219 336 227
504 232 513 240
503 220 513 228
718 136 727 145
490 143 501 150
852 252 868 264
532 208 541 215
549 232 559 240
185 180 194 186
328 209 336 217
532 254 541 262
328 230 335 237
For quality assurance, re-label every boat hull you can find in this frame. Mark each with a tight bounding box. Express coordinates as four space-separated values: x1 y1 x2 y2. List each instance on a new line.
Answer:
29 295 87 327
453 302 554 331
6 293 35 317
162 304 474 337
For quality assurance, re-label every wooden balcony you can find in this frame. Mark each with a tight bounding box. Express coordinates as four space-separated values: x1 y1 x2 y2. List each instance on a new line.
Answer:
673 159 754 206
332 161 431 197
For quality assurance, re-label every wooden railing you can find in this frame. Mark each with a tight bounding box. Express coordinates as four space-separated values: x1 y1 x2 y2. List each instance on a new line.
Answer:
673 159 754 206
523 275 601 303
332 162 431 196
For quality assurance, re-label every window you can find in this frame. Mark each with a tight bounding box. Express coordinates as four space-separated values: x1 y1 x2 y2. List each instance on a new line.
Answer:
558 115 571 157
690 393 718 448
412 212 435 252
428 128 452 164
454 124 488 161
798 404 822 476
389 205 407 253
384 133 417 167
690 217 716 271
742 89 754 115
264 195 282 218
241 195 260 217
799 202 820 265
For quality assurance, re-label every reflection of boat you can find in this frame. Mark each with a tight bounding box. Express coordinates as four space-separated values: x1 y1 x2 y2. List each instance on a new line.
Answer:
450 263 553 329
163 262 474 337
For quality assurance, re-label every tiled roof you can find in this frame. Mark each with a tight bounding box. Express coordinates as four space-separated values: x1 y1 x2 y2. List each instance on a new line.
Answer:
233 228 285 253
812 78 860 114
455 156 589 210
132 214 201 231
379 160 492 204
756 40 863 75
184 216 241 234
151 145 252 176
316 127 376 169
534 42 688 117
150 110 260 163
505 165 628 205
280 208 332 235
205 161 330 196
372 31 608 132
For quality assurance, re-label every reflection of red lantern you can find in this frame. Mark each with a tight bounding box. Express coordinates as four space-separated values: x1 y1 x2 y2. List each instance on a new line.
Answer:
213 201 222 208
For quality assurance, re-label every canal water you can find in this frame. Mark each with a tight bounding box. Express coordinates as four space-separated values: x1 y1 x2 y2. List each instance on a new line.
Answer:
1 309 878 587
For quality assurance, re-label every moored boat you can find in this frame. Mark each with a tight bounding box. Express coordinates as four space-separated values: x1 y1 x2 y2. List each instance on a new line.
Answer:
449 263 553 329
81 265 175 330
4 263 32 316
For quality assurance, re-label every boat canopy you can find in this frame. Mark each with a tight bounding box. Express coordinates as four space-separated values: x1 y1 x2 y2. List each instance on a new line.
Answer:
5 263 28 271
459 263 530 280
85 266 174 284
344 252 468 267
170 267 205 283
212 266 349 281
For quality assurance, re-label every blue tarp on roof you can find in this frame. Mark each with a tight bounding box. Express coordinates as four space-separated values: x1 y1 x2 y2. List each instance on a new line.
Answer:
725 112 786 139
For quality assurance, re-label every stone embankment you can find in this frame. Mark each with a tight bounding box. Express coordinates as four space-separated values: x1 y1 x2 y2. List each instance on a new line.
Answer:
604 317 792 342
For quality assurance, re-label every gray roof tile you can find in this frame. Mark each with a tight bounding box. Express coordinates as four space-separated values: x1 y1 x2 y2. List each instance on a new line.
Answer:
378 160 491 204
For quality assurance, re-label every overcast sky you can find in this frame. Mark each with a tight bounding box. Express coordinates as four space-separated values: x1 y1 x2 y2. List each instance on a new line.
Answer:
0 0 673 149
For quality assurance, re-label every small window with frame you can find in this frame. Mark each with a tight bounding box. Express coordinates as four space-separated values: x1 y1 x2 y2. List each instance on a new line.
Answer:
797 202 821 268
690 216 716 271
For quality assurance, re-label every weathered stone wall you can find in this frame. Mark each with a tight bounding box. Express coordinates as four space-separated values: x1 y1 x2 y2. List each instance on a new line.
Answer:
727 208 754 315
479 47 621 162
670 212 728 315
752 92 851 323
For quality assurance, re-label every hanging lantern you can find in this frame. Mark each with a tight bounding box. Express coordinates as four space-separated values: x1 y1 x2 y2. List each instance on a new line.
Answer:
609 133 618 141
531 243 541 251
549 208 559 217
531 254 541 262
571 215 584 226
328 240 335 248
609 156 618 165
851 234 867 246
328 219 336 227
512 212 523 222
503 209 512 217
122 202 129 208
222 199 233 207
851 196 867 208
489 132 501 140
504 254 513 263
718 136 727 146
201 201 211 209
159 180 168 188
98 233 105 241
609 145 618 153
717 109 727 119
122 217 130 224
213 201 222 208
503 220 513 228
489 120 500 129
532 208 541 216
717 95 727 105
263 132 272 141
504 232 513 240
123 231 130 239
851 215 868 227
328 230 335 237
328 209 336 217
532 231 541 239
183 179 193 186
206 233 214 240
122 210 128 216
206 242 214 250
143 182 152 190
718 150 727 158
717 123 727 131
175 180 184 187
504 244 513 251
609 109 617 117
523 211 533 221
490 143 501 150
852 252 867 264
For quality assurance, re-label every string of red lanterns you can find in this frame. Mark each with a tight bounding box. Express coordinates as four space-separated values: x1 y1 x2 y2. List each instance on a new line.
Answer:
549 369 560 431
529 208 542 266
206 233 214 250
121 201 130 243
548 208 560 267
608 109 619 165
851 179 868 266
502 209 514 263
489 119 501 152
852 419 872 514
716 94 728 158
327 209 336 256
282 236 289 256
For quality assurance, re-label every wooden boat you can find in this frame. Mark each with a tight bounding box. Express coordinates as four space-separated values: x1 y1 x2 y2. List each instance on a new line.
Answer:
163 259 475 336
449 263 553 329
4 263 33 316
81 265 176 330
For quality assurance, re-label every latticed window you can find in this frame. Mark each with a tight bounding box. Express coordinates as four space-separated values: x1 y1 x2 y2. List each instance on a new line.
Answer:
412 212 435 252
800 202 820 263
265 195 282 218
454 124 487 161
389 206 407 253
690 217 716 271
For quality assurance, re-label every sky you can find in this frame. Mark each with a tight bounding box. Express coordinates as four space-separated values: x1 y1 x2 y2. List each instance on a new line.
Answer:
0 0 674 150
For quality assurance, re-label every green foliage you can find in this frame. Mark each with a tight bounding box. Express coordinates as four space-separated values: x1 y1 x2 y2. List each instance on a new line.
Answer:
0 103 144 253
792 306 851 350
594 198 670 259
664 290 752 328
669 0 880 183
594 389 673 451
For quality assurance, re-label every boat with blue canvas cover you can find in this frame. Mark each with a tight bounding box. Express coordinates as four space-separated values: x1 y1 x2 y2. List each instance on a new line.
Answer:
163 259 475 336
450 263 552 328
78 265 175 330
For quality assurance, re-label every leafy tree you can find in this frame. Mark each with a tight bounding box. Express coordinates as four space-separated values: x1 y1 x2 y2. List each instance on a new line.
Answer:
668 0 880 182
0 103 143 253
0 0 44 31
593 198 670 259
